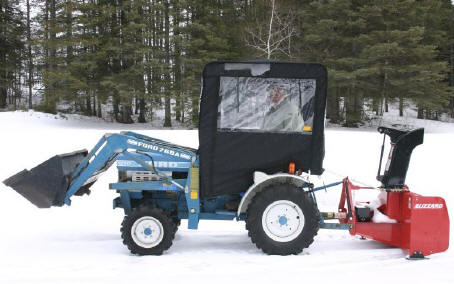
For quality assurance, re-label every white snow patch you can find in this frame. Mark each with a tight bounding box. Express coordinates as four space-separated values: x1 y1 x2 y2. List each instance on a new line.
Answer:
0 111 453 284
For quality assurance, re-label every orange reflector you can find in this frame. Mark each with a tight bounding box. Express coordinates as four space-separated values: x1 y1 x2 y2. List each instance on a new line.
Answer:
288 162 296 174
190 190 198 200
303 126 312 132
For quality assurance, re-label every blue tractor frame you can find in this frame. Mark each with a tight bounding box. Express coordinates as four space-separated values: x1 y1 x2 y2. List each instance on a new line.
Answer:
64 130 348 231
64 131 246 229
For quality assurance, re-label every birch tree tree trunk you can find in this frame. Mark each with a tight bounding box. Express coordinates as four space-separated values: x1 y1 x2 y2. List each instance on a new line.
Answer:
244 0 296 59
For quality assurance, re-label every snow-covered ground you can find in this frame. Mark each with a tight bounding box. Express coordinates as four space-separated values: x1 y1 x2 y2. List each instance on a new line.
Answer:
0 111 453 284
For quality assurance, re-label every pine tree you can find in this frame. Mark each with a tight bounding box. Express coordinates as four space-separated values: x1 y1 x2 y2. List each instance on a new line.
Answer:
26 0 33 109
355 0 451 120
181 0 245 125
299 0 453 125
0 0 25 109
449 4 454 118
299 0 365 126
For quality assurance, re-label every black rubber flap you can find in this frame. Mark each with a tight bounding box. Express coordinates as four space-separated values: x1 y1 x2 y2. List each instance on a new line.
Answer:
3 150 88 208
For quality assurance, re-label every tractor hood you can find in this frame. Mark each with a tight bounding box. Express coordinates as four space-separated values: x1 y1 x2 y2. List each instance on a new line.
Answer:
116 152 192 172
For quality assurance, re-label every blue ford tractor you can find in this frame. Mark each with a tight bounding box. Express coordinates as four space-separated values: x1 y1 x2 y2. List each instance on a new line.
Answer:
4 62 449 258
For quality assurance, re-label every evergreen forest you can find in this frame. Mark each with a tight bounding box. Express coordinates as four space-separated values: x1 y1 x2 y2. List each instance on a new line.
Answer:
1 0 454 126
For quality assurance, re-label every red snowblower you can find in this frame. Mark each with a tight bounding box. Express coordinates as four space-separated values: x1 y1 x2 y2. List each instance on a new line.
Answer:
319 127 449 259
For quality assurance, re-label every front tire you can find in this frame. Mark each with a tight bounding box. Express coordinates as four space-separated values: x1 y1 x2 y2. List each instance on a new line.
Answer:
246 183 320 255
121 205 175 255
172 218 181 233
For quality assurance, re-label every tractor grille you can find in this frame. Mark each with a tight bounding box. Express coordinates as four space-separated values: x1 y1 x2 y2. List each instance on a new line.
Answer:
131 171 161 182
119 170 181 182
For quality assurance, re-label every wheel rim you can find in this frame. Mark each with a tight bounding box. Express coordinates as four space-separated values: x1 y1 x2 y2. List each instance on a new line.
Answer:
261 200 305 242
131 216 164 248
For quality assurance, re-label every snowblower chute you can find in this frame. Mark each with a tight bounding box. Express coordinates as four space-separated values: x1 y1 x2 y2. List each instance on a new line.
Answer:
3 150 88 208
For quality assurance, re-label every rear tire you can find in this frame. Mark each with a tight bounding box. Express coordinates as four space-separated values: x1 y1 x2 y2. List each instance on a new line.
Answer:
121 205 175 255
246 183 319 255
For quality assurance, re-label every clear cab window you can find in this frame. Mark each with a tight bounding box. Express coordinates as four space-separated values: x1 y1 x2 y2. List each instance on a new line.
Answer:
217 77 316 133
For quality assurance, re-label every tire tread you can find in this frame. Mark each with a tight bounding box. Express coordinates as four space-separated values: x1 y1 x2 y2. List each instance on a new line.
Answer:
121 205 175 255
246 183 320 255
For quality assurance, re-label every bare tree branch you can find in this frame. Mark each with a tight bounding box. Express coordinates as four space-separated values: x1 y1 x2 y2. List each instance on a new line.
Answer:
244 0 296 59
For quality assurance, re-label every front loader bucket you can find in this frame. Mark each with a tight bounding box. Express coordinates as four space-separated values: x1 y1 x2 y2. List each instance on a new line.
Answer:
3 150 88 208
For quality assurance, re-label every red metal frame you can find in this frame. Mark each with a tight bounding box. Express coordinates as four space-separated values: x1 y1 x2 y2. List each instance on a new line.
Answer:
338 178 449 257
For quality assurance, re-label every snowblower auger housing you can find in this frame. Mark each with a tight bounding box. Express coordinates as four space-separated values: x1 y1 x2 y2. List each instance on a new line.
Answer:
2 61 449 258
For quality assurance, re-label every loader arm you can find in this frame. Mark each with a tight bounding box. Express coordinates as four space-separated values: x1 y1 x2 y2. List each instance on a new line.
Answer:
64 133 197 205
3 132 197 208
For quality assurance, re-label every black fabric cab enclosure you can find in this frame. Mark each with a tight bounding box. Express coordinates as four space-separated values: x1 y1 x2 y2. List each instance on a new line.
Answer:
198 61 327 197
